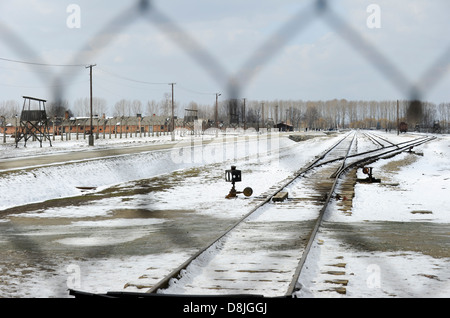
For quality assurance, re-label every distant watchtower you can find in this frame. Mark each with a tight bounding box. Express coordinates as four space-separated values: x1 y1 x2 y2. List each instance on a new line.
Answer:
15 96 52 148
183 108 198 130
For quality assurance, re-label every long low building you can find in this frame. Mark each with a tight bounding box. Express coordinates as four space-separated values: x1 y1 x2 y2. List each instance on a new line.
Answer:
1 112 280 139
0 113 190 136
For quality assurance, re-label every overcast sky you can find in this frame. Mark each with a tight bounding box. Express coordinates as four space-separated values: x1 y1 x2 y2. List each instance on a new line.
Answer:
0 0 449 114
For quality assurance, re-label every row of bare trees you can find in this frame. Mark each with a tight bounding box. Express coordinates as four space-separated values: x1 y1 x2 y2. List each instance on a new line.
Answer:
217 99 450 131
1 97 449 131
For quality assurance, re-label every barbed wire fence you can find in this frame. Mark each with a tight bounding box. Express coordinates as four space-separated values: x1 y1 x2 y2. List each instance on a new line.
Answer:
0 0 449 297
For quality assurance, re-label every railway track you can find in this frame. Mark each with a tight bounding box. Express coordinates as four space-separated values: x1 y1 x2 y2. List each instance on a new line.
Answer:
140 131 435 297
71 131 436 298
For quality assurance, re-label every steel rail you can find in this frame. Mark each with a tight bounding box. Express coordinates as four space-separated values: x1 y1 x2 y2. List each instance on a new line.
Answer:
362 131 386 148
365 131 399 148
146 131 355 294
321 134 429 166
147 132 435 296
285 130 357 296
285 134 436 296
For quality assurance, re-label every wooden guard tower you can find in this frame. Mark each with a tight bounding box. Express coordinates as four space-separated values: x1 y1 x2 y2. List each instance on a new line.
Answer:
183 108 198 130
15 96 52 147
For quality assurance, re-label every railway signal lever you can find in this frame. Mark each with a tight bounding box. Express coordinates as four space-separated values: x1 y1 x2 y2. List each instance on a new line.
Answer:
225 166 253 199
358 166 381 183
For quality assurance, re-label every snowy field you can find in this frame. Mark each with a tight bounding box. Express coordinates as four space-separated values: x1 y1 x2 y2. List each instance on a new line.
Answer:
0 130 314 210
0 130 449 298
297 132 450 298
0 130 338 297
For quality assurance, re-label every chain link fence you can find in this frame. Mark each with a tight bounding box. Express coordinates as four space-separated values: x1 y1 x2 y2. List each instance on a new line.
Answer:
0 1 448 128
0 0 449 297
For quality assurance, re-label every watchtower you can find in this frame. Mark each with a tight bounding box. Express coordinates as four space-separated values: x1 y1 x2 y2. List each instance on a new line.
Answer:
183 108 198 130
15 96 52 147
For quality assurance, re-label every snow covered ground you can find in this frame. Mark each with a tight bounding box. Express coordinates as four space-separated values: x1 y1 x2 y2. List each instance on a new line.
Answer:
0 130 339 297
297 132 450 298
0 130 448 298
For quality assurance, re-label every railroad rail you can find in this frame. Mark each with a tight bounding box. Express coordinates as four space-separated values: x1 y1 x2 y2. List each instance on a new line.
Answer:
139 131 435 297
362 131 399 149
69 131 436 298
141 132 352 295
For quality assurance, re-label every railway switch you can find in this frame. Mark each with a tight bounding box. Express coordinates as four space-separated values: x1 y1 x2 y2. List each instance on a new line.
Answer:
225 166 253 199
358 166 381 183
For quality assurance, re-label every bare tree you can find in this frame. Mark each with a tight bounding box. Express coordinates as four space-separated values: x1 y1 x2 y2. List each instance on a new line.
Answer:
291 106 302 130
73 97 107 117
304 103 319 129
0 100 20 117
159 93 171 117
146 100 158 116
113 99 130 117
131 100 142 116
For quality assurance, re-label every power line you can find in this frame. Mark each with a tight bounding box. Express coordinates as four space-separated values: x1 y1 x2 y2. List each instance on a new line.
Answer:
99 68 218 96
96 73 168 92
97 67 169 85
0 57 86 67
178 84 216 96
0 79 89 89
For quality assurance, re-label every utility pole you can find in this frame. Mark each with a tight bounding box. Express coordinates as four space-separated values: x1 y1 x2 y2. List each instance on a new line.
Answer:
261 102 265 128
215 93 221 128
243 98 246 130
1 116 6 144
275 105 279 125
397 99 399 135
86 64 96 146
169 83 176 141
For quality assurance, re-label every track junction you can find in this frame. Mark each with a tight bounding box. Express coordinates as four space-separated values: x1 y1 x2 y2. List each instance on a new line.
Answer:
75 131 435 298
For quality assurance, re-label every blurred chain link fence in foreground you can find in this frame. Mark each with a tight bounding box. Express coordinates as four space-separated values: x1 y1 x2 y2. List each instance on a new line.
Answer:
0 0 449 298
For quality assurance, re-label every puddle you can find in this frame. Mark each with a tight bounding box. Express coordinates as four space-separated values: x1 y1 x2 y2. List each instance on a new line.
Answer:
322 221 450 258
411 210 433 214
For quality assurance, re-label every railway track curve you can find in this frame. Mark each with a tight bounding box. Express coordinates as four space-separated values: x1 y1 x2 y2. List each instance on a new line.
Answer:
70 131 436 298
144 131 435 297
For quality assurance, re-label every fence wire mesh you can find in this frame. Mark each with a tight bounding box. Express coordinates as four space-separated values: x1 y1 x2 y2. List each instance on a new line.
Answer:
0 0 449 298
0 0 448 125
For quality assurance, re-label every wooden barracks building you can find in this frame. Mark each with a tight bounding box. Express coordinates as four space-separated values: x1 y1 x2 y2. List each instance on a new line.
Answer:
1 111 186 138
